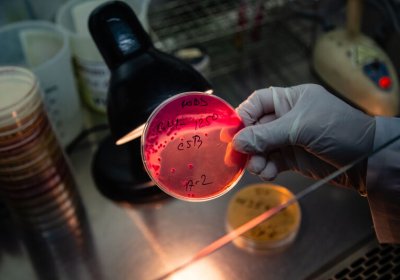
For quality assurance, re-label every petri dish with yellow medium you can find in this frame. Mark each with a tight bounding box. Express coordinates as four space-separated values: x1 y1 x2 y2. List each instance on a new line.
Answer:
141 91 248 201
226 183 302 253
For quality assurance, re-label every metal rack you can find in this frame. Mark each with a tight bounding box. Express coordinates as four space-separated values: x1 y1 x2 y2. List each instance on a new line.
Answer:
148 0 291 51
148 0 318 104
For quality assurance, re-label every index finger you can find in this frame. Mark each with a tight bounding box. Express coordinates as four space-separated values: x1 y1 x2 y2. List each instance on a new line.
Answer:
236 88 275 127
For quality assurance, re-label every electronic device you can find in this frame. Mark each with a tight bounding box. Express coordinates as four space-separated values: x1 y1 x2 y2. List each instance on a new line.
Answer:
313 0 399 116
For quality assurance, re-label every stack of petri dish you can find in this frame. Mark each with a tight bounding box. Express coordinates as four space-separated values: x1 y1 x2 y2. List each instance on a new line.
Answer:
0 66 80 235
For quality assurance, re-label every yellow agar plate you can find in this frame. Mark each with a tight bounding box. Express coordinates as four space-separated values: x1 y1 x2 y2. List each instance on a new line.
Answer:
226 183 301 252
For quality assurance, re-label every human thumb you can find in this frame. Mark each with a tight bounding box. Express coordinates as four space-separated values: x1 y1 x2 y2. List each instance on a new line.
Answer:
232 114 293 154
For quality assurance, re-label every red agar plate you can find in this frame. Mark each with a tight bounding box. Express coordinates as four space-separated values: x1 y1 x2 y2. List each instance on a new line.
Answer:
141 92 248 201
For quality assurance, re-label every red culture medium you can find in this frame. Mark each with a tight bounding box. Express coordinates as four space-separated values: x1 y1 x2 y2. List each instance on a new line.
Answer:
141 92 248 201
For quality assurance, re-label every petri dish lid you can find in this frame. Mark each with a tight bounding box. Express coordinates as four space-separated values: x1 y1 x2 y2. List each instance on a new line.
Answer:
141 91 248 202
226 183 302 253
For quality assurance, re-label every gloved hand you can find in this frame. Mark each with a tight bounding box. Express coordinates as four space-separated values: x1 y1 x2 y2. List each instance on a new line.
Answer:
232 84 376 193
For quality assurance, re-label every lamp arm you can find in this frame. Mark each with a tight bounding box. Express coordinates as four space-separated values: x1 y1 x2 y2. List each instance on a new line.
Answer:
347 0 362 37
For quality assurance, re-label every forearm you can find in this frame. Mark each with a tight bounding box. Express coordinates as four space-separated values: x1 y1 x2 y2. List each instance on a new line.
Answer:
366 117 400 243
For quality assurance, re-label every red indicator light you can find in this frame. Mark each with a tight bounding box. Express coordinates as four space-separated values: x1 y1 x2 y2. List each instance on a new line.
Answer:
379 76 391 89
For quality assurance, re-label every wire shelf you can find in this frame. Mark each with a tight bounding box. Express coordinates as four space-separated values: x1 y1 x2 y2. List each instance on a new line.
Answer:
148 0 318 104
149 0 292 51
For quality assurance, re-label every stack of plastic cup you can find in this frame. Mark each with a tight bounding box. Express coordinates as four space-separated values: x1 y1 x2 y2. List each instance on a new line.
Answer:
0 66 80 235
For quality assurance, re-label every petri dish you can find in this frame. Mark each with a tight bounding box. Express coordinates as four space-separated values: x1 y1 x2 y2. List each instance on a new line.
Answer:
226 183 301 253
141 91 248 201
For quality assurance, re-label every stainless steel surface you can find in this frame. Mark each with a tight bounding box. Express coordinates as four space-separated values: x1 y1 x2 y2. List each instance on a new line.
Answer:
0 138 375 280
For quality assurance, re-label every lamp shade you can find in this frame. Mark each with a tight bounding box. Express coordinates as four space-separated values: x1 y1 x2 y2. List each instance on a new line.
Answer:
88 1 211 142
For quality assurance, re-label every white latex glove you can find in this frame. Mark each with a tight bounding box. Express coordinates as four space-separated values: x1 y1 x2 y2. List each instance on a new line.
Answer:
232 84 376 192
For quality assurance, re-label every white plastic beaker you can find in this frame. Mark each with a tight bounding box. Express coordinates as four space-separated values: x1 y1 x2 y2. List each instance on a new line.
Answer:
0 21 84 147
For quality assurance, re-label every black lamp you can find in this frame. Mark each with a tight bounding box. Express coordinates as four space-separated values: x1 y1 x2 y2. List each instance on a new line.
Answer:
88 1 212 202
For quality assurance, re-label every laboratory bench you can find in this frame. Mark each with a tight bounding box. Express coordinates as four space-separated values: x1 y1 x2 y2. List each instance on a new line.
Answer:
0 133 379 280
1 1 399 279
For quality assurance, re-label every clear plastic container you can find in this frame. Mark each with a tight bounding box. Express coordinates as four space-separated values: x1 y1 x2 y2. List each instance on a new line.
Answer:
0 21 83 147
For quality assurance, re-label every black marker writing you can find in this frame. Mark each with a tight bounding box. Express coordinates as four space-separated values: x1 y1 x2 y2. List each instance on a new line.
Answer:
185 174 212 192
156 118 186 133
177 135 203 151
194 113 218 130
181 97 208 108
